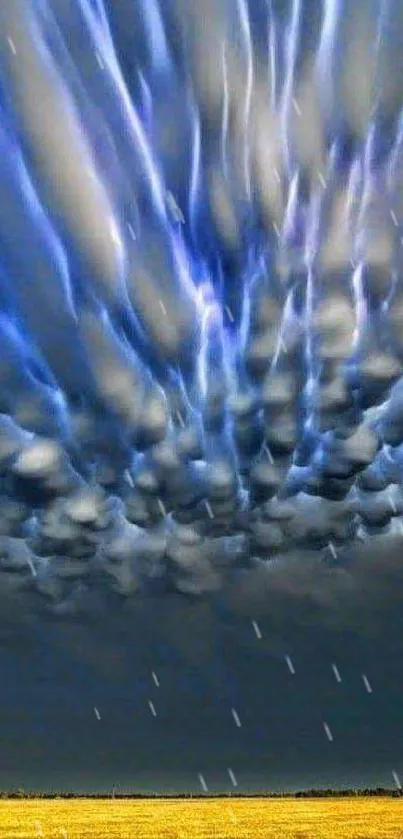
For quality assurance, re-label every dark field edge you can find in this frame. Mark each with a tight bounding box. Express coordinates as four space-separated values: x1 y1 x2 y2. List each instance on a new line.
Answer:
0 790 402 799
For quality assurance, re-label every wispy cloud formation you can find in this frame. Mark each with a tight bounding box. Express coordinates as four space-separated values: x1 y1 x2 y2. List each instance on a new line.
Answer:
0 0 402 626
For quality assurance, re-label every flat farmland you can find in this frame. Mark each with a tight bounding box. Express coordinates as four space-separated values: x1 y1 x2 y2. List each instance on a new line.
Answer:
0 797 402 838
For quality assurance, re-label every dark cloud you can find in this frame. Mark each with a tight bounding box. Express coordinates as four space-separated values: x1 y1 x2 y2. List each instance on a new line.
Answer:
0 0 403 794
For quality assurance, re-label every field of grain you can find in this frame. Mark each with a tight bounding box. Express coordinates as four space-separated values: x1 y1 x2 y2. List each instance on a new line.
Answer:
0 797 403 839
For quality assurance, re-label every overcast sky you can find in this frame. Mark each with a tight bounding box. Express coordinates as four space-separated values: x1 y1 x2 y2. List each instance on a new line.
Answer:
0 0 403 797
0 533 402 794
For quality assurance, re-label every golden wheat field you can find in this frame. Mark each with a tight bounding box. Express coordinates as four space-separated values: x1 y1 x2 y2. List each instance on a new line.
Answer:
0 798 402 839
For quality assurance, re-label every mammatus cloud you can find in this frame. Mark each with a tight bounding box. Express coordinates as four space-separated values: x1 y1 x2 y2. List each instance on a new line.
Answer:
0 0 402 622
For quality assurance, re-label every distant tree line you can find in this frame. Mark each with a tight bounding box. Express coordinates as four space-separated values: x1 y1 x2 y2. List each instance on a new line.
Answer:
0 788 402 799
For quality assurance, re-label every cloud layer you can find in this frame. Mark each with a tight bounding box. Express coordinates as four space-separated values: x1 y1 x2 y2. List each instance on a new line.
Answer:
0 0 402 620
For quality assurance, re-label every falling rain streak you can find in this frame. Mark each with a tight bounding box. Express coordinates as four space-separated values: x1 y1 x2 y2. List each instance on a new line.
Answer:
228 768 238 787
148 700 157 717
285 656 295 675
231 708 242 728
362 674 373 694
252 620 262 640
392 771 402 791
198 774 208 793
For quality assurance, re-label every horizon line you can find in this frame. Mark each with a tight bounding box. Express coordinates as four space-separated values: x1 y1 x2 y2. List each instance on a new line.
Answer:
0 788 401 799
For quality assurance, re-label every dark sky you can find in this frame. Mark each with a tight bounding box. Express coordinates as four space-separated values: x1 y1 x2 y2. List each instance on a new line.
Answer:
1 533 403 794
1 0 403 798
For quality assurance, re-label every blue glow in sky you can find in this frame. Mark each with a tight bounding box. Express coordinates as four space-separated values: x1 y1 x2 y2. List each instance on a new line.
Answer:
0 0 402 794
